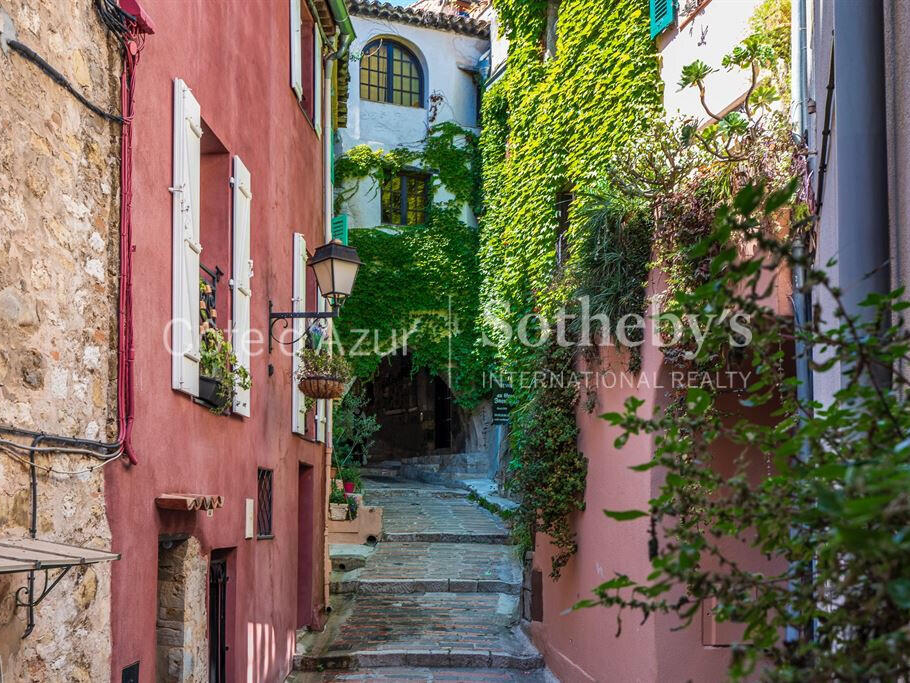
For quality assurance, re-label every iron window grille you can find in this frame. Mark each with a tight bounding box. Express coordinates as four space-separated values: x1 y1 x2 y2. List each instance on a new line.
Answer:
257 468 273 538
555 191 573 267
360 39 423 107
382 171 429 226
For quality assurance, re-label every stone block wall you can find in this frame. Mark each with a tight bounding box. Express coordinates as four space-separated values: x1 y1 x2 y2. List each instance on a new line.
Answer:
155 537 209 683
0 0 121 679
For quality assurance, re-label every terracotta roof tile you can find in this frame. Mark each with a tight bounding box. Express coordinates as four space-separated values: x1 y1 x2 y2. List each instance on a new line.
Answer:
348 0 490 38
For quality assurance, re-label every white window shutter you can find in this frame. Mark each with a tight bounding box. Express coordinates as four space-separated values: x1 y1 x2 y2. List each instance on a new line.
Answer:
290 0 303 100
315 286 327 443
231 156 252 417
314 29 323 135
171 78 202 397
292 233 308 435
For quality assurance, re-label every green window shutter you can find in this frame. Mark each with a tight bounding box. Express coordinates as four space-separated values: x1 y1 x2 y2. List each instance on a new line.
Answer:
331 214 349 245
650 0 675 39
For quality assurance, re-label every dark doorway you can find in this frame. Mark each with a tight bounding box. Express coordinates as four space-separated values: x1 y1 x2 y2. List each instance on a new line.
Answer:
208 553 228 683
363 351 463 461
433 376 452 449
297 463 315 628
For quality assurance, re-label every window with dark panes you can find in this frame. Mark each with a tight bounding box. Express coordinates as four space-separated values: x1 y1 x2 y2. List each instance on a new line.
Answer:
360 40 423 107
555 191 573 266
382 172 428 226
257 468 273 538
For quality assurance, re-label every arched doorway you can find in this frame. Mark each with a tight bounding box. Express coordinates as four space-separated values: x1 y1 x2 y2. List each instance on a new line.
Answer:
362 351 464 463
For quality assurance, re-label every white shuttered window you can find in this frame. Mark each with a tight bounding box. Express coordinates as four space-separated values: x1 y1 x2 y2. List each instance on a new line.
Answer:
290 0 303 99
292 234 308 435
171 78 202 397
231 156 253 416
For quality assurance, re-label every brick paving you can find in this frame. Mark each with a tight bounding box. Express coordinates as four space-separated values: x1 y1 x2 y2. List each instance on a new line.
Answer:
292 478 546 680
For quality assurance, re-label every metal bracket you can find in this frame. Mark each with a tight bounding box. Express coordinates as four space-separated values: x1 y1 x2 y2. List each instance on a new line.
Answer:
268 299 335 353
16 566 71 638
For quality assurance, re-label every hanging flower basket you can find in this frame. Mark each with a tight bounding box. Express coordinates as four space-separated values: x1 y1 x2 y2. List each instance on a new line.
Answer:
295 347 352 400
298 375 347 399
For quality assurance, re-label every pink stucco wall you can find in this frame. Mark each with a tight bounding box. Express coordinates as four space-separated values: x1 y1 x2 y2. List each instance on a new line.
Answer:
105 2 329 681
528 266 788 681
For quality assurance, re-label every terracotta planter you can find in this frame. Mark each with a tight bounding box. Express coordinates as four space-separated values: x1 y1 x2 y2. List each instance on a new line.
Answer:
343 481 356 494
330 467 338 479
328 503 349 521
297 376 346 399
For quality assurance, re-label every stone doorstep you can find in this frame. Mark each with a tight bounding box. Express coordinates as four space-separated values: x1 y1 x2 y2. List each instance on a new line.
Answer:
293 649 544 672
382 532 509 544
330 577 521 596
365 488 468 501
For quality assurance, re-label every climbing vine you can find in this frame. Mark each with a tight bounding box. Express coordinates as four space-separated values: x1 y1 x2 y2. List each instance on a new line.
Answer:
479 0 662 574
333 123 490 407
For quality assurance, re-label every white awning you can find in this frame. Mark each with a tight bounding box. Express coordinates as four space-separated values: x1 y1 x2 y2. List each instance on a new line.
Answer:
0 538 119 574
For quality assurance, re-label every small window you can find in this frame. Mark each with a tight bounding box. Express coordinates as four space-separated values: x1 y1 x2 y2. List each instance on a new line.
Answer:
555 191 573 267
360 40 423 107
257 468 274 538
382 172 429 226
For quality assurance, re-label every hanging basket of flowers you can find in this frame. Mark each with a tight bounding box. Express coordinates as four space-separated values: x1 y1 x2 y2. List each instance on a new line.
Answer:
295 348 351 399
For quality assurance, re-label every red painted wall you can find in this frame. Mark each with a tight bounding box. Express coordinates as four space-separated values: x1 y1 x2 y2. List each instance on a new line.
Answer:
105 2 328 681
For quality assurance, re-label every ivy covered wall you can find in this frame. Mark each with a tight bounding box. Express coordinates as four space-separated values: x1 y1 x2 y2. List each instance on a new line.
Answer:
479 0 662 571
333 123 491 408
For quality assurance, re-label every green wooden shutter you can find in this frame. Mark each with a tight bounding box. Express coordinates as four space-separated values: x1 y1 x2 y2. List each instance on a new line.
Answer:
331 214 349 245
650 0 675 39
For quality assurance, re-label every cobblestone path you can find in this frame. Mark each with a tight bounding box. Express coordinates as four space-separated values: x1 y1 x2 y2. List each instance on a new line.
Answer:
289 479 550 682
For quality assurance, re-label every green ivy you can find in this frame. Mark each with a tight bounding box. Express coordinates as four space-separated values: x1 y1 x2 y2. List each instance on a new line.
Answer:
334 125 491 407
480 0 662 574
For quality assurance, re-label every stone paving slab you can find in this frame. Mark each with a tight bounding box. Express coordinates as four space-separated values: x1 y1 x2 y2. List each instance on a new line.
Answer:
377 496 509 544
331 543 521 595
295 593 536 672
288 667 552 682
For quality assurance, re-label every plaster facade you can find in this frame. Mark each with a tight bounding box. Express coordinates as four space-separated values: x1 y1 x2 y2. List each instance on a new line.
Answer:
0 0 120 679
337 9 488 230
658 0 763 122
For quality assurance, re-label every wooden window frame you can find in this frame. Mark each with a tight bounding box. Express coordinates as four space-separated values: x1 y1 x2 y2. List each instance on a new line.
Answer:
382 171 429 226
360 40 424 108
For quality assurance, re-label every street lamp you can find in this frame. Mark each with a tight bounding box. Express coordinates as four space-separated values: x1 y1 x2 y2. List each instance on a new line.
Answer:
268 239 362 352
307 239 362 309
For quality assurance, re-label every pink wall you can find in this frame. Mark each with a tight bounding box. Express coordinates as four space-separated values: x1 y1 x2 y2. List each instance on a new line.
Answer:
527 266 789 682
105 1 328 681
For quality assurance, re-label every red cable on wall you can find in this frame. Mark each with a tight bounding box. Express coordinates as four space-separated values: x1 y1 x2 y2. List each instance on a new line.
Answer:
116 23 148 464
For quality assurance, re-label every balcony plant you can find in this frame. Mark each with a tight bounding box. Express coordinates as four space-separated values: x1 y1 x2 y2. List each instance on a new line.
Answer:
295 347 352 399
199 327 251 415
336 459 363 494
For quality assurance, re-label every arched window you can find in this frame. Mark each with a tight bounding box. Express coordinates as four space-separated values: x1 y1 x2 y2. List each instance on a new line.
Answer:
360 40 423 107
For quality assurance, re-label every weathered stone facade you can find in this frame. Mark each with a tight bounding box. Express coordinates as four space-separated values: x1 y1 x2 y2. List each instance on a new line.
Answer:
155 537 209 683
0 0 121 679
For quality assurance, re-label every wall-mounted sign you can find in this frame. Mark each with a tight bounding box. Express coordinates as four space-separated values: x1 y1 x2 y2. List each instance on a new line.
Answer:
491 385 513 425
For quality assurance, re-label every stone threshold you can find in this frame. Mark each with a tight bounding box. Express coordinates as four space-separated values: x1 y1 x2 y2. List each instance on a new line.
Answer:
293 648 544 672
382 531 510 544
330 576 521 595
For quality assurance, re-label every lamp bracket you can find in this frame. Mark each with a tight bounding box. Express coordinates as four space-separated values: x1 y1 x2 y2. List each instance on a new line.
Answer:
268 299 337 353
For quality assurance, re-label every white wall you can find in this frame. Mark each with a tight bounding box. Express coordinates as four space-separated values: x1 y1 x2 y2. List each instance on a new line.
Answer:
337 14 488 229
658 0 763 123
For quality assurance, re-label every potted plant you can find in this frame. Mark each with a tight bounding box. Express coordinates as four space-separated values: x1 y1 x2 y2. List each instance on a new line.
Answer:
329 483 349 521
295 347 352 399
337 460 362 494
199 327 251 415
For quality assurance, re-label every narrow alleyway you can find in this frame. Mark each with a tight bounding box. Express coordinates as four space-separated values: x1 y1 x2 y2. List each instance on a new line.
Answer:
289 478 550 682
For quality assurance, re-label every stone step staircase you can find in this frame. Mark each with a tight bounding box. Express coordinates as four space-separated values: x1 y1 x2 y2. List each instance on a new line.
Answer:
290 479 550 681
362 451 492 488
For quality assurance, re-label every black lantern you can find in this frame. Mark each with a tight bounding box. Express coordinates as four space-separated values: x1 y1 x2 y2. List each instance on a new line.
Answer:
267 239 362 353
308 239 362 309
